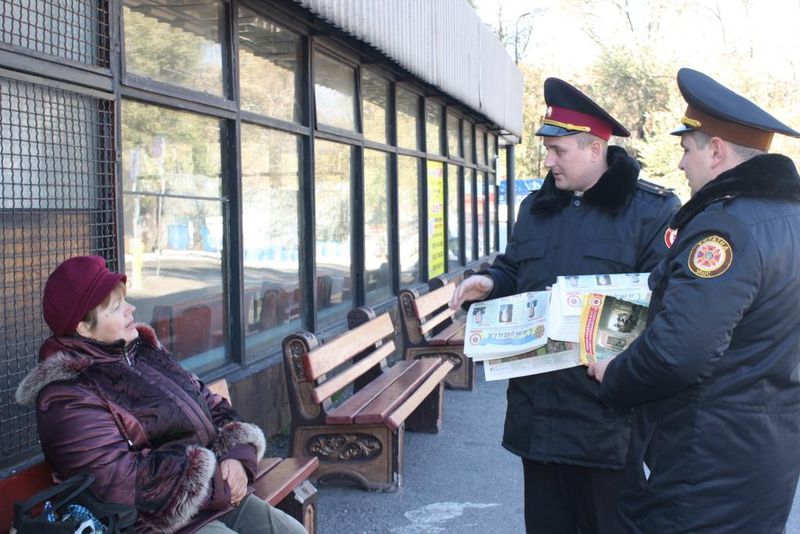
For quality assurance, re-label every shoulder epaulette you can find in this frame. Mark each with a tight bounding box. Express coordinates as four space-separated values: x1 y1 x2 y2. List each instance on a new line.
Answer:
636 179 674 196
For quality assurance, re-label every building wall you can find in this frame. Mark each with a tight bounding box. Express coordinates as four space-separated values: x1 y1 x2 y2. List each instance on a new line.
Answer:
0 0 511 473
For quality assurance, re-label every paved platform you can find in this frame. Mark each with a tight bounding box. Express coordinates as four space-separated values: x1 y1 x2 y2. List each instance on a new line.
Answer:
313 363 800 533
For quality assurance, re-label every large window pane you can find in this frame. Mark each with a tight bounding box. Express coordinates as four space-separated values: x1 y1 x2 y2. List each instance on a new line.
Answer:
427 161 445 279
464 170 475 261
123 0 224 97
121 101 226 374
447 164 461 266
447 113 460 158
362 70 389 144
398 156 420 285
364 150 392 302
314 52 356 131
315 140 353 320
477 172 486 256
425 101 442 155
240 124 302 356
238 7 302 123
396 87 419 150
463 121 473 163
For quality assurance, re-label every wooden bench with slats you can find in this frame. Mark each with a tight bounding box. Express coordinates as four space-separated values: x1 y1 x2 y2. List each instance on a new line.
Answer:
398 280 475 390
282 307 454 491
1 379 318 534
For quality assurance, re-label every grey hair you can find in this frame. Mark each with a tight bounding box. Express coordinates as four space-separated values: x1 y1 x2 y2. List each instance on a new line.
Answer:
688 130 766 161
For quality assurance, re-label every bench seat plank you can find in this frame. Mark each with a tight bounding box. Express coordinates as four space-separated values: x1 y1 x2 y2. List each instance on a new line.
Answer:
353 358 441 425
256 457 283 478
253 456 320 505
385 360 455 431
326 360 415 424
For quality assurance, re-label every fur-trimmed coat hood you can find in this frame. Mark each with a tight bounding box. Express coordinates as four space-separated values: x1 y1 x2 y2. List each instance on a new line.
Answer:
16 324 266 534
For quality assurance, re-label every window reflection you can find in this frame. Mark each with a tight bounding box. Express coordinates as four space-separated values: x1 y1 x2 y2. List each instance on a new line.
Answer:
489 181 497 252
315 140 353 320
477 172 486 256
463 121 473 163
488 133 497 171
398 156 420 285
121 101 226 374
314 52 356 131
447 164 461 266
396 87 419 150
362 70 389 144
425 102 442 155
240 124 302 356
477 129 486 166
364 150 392 301
464 170 475 261
447 113 460 158
123 0 224 97
238 6 302 122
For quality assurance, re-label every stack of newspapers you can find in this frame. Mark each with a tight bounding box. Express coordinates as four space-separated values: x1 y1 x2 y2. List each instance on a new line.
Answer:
464 273 651 381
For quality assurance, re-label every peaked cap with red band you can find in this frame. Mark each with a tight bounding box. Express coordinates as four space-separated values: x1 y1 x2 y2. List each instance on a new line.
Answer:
535 77 630 140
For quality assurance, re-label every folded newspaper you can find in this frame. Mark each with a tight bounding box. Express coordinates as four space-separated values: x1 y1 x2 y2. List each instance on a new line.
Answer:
465 273 651 381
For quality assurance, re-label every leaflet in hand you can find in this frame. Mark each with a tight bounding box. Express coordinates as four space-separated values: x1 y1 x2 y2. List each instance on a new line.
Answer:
547 273 650 343
464 291 550 360
463 272 651 380
579 293 647 364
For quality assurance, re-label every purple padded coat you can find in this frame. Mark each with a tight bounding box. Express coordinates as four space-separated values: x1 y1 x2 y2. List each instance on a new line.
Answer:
16 324 266 534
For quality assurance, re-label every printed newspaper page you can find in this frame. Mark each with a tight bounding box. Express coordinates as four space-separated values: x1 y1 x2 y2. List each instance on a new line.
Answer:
483 340 579 381
578 293 648 365
464 291 550 360
548 273 651 343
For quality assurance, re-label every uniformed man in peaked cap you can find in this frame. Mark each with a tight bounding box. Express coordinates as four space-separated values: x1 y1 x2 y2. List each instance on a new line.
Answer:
590 68 800 532
451 78 680 533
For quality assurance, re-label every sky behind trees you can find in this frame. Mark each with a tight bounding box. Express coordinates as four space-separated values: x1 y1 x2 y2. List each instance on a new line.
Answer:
474 0 800 199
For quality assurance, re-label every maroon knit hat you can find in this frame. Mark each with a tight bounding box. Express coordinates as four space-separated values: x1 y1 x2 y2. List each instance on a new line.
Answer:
42 256 127 336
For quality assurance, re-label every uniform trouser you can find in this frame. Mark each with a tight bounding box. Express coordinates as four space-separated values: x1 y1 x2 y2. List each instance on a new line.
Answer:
522 458 625 534
195 495 307 534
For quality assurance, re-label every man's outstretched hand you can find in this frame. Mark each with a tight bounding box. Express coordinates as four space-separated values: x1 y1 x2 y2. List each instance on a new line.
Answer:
450 275 494 310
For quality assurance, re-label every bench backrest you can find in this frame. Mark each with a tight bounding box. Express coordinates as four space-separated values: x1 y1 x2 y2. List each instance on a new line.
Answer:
398 283 457 344
282 312 396 425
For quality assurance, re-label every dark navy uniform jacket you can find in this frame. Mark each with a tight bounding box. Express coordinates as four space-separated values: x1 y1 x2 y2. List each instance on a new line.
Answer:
601 154 800 532
485 145 680 468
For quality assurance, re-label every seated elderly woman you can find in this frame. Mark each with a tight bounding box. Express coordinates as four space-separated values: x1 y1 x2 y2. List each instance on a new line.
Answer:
16 256 305 534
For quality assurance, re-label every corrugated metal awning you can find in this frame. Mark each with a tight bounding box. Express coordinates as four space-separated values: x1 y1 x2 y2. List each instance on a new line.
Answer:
295 0 523 141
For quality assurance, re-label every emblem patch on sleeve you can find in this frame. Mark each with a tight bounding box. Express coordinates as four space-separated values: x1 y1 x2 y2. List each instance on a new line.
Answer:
664 228 677 248
688 235 732 278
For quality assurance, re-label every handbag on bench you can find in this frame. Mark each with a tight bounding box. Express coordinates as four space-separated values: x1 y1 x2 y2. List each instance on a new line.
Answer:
13 473 137 534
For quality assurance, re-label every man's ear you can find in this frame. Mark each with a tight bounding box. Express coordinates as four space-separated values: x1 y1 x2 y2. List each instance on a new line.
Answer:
75 320 93 339
591 139 604 160
708 137 727 168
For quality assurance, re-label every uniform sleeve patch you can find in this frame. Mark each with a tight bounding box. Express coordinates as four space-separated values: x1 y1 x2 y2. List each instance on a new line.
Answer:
664 228 677 248
688 235 732 278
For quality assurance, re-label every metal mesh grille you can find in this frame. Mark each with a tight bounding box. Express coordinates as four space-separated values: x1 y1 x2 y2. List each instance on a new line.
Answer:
0 76 116 470
0 0 110 68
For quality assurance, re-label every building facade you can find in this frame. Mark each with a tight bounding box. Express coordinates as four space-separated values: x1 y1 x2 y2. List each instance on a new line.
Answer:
0 0 522 474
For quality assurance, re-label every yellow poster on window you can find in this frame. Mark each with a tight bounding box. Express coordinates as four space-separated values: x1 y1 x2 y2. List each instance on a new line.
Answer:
428 162 445 279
